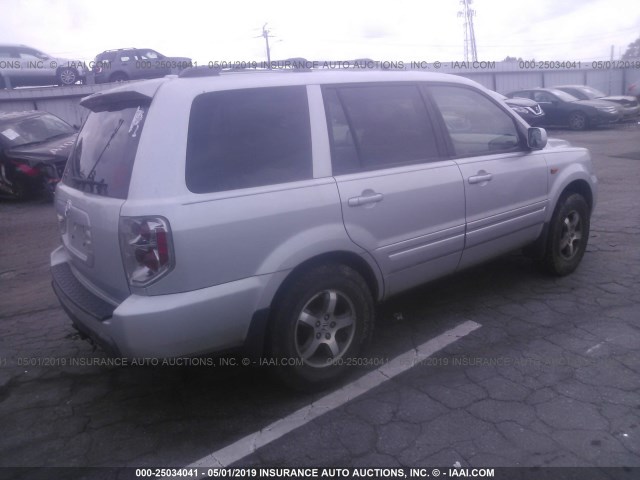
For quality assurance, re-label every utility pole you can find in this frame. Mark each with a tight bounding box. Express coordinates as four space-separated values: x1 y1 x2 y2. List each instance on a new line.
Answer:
261 23 272 67
609 44 614 94
457 0 478 62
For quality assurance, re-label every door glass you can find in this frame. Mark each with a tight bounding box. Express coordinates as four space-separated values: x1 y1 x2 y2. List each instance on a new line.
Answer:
429 85 521 156
325 85 440 174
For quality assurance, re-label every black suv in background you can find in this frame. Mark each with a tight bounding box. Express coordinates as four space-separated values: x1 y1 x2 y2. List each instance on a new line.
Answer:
92 48 192 83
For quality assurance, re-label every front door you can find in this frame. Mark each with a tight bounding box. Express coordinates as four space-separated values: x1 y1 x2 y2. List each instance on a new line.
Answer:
427 84 548 269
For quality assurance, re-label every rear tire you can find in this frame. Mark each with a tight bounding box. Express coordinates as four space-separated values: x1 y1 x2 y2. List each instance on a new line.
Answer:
540 193 590 276
12 177 32 200
57 67 78 86
109 72 129 83
269 264 374 391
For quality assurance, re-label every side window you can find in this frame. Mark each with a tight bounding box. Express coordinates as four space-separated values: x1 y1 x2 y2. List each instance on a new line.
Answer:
17 48 45 61
139 50 161 59
512 92 532 100
18 52 38 61
324 84 440 174
533 92 554 103
186 86 312 193
428 85 521 157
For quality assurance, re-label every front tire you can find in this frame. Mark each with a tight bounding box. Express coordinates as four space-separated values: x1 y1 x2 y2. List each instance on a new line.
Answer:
541 193 590 276
568 111 588 131
269 264 374 391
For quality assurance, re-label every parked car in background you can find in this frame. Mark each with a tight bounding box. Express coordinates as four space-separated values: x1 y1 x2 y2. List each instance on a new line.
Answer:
554 85 639 119
92 48 192 83
0 111 77 199
51 69 597 390
494 93 546 126
628 81 640 101
0 44 85 88
507 88 622 130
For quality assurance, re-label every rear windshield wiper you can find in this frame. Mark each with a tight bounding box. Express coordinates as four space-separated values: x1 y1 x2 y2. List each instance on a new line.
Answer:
86 118 125 181
70 118 125 195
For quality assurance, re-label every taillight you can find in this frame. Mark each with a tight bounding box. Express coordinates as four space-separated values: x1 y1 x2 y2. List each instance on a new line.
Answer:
119 217 174 286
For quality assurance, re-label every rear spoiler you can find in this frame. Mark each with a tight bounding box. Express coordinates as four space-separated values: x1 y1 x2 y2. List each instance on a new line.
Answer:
80 80 164 112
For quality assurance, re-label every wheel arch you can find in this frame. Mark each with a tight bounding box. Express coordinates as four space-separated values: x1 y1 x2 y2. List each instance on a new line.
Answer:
244 250 383 359
526 177 595 260
560 178 594 212
271 250 382 311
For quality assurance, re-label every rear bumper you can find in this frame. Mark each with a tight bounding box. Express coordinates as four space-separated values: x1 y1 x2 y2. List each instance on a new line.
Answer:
51 246 277 359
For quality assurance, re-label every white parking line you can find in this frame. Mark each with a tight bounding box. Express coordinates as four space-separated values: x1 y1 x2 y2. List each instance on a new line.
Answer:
188 320 481 468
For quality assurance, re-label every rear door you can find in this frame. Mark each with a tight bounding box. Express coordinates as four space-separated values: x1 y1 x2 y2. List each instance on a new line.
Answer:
55 88 155 303
426 84 548 269
324 84 465 296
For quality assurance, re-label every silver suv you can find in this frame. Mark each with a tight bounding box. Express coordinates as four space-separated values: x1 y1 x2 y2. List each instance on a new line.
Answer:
51 68 597 389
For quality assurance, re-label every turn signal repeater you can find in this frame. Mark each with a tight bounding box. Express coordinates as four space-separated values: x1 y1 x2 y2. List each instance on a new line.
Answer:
119 217 174 286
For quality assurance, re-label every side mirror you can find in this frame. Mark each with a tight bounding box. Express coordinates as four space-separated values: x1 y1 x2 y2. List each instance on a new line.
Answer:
527 127 547 150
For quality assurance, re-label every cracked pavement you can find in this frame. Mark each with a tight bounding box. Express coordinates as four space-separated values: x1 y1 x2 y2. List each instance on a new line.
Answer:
0 125 639 474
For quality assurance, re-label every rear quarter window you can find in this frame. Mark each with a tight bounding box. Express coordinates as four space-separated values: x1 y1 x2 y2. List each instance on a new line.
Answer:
185 86 312 193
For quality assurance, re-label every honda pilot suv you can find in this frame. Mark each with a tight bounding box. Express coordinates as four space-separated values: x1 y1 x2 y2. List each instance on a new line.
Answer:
51 67 597 390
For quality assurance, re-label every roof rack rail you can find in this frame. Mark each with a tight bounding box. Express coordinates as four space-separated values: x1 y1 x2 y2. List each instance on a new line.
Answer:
100 47 138 53
179 65 221 78
268 57 313 71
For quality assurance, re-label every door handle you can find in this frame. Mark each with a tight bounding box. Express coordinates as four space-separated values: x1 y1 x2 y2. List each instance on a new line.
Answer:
468 173 493 184
348 192 384 207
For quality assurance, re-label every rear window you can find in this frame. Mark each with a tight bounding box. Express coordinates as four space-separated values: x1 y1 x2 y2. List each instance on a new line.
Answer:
63 104 147 198
185 86 312 193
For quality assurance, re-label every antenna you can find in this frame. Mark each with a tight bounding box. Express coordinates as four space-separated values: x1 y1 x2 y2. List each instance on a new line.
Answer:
457 0 478 62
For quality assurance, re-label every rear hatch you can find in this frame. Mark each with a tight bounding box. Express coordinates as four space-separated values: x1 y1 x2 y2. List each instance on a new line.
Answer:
55 82 161 303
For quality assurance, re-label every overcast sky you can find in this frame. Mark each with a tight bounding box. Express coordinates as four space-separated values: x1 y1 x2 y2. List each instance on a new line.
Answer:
1 0 638 64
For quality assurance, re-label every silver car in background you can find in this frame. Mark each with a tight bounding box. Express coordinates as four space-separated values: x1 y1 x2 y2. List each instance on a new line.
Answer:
0 44 85 88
